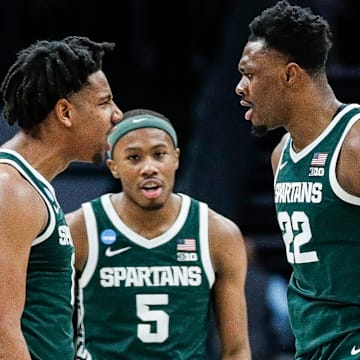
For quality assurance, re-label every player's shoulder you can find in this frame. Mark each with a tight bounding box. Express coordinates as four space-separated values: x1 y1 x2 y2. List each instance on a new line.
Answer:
65 206 85 224
0 164 41 204
338 112 360 167
206 207 247 272
344 115 360 146
207 207 243 240
65 198 97 229
184 194 243 239
0 164 47 237
187 195 241 236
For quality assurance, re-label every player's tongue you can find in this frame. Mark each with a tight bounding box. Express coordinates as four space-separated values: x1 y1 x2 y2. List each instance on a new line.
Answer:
245 107 254 120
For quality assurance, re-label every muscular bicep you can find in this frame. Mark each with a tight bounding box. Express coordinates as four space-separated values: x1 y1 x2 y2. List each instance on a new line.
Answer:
66 208 88 272
0 171 47 349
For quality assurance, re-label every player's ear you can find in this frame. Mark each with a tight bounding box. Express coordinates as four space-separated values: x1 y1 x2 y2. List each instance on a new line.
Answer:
55 98 72 127
284 62 300 85
106 158 120 179
174 148 180 170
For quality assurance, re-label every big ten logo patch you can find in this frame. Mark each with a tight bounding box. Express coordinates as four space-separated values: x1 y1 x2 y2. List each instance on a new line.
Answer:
308 167 325 177
177 252 198 261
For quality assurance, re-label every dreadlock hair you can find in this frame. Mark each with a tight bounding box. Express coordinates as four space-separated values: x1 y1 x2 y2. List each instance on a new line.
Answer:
248 0 332 75
0 36 115 130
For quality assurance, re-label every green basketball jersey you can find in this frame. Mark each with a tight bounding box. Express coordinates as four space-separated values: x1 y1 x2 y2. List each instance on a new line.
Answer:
76 193 215 360
274 104 360 356
0 150 75 359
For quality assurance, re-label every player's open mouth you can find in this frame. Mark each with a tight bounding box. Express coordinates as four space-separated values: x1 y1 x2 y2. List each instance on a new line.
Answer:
240 100 254 121
141 181 162 199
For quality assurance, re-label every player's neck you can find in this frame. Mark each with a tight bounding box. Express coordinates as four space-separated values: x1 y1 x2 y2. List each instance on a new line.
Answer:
289 97 342 152
111 192 182 239
1 131 70 181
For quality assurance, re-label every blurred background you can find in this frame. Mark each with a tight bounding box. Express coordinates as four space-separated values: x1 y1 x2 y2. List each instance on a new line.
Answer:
1 0 359 358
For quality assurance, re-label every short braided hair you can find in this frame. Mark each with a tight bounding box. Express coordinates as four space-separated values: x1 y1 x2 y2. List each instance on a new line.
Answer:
0 36 115 130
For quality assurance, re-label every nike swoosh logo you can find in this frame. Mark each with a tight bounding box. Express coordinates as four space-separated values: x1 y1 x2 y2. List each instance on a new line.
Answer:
351 345 360 355
132 118 147 123
105 246 131 257
279 161 288 170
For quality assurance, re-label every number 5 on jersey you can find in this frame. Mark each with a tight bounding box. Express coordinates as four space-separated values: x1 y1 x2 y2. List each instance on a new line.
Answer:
136 294 169 343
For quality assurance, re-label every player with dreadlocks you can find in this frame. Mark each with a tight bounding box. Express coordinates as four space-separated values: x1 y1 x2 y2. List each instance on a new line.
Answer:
0 36 122 359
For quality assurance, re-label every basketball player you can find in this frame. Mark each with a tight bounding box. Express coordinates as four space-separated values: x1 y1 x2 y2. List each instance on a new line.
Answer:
0 36 122 359
67 108 252 359
235 1 360 359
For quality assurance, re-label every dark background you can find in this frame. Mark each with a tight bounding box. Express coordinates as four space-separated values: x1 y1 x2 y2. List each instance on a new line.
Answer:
1 0 358 216
0 0 241 209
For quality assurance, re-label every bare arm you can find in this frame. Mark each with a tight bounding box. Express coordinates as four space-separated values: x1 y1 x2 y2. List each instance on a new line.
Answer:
66 207 88 272
336 120 360 196
209 209 251 360
0 167 47 359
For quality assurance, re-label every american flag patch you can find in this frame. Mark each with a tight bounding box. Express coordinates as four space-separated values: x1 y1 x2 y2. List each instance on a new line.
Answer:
311 152 328 166
177 239 196 252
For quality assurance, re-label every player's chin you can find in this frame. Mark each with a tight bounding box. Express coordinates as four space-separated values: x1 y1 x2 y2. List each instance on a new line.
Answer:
144 200 164 211
251 124 269 138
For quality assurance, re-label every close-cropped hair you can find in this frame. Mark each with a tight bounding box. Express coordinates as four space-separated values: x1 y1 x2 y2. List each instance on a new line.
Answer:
0 36 115 130
248 0 332 74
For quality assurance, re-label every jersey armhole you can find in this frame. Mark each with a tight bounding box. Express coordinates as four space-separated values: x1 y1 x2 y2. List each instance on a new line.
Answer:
329 115 360 205
78 202 99 288
199 202 215 287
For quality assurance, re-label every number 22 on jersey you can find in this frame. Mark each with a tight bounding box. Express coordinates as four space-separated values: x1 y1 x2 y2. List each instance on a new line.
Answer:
278 211 319 264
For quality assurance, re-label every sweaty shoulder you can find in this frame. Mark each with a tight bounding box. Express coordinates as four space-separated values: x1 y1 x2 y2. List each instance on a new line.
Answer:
0 164 47 244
